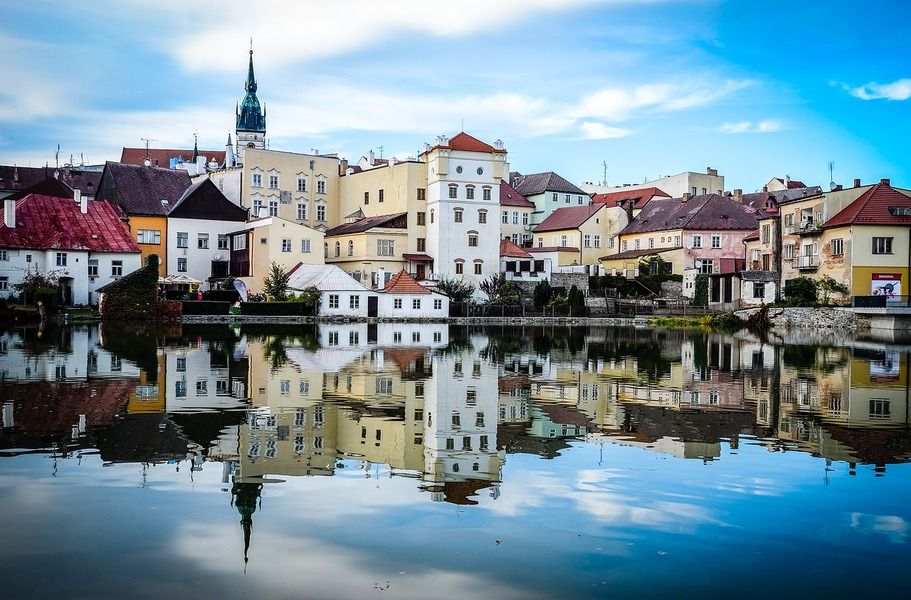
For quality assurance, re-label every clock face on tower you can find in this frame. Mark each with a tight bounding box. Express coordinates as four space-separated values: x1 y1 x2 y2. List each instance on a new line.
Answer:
456 165 463 174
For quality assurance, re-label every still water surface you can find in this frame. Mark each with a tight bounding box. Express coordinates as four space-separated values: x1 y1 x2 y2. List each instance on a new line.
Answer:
1 323 910 599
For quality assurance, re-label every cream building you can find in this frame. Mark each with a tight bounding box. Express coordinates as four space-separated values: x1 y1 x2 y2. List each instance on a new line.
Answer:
228 216 325 293
581 167 724 199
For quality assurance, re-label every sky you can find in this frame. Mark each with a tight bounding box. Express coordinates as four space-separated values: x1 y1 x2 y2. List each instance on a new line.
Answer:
1 0 909 192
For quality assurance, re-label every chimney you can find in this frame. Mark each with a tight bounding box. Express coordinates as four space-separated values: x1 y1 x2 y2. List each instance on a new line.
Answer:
3 198 15 228
762 185 768 192
706 167 718 177
785 175 791 185
880 178 891 186
854 178 861 188
339 158 348 175
681 193 691 202
834 184 843 191
733 188 743 204
77 189 87 214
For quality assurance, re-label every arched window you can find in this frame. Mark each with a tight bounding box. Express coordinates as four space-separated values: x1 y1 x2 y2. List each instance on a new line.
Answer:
334 241 340 257
324 243 328 258
348 240 354 256
430 209 434 224
468 232 478 247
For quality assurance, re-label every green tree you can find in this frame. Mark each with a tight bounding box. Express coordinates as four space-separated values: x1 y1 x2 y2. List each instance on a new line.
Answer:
784 277 818 306
532 279 552 306
262 262 290 301
13 270 60 306
479 273 520 305
693 274 709 305
296 286 321 313
436 276 475 303
817 276 849 304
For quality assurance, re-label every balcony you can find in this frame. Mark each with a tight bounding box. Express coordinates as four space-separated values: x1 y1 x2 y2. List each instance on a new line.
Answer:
797 255 819 270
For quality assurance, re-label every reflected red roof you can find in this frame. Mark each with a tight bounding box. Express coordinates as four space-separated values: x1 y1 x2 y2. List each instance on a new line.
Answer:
385 270 430 294
823 183 911 228
0 194 141 253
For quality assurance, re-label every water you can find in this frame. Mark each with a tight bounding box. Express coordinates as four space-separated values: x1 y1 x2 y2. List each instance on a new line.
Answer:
1 322 910 599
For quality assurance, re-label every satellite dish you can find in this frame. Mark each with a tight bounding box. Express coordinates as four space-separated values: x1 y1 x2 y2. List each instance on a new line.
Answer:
143 158 152 167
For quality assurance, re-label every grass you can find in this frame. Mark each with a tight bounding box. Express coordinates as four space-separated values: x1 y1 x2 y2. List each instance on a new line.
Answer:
650 313 744 331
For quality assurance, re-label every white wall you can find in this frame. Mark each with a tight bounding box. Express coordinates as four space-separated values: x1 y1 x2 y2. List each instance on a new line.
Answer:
167 217 243 288
378 293 448 318
164 343 248 412
319 290 373 318
740 279 776 306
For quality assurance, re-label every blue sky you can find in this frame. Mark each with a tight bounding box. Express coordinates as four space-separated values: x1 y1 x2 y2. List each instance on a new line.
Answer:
1 0 909 191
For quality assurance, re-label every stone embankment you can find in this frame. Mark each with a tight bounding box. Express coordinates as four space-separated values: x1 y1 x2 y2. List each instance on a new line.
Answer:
180 314 649 326
735 307 867 332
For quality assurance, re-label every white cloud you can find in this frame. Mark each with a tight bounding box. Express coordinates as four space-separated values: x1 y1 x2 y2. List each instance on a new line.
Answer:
0 35 73 120
718 120 783 134
578 121 635 139
845 78 911 101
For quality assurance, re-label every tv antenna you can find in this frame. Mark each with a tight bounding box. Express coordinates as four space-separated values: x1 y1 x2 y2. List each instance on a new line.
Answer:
54 144 60 169
377 145 384 159
828 160 836 191
141 138 157 160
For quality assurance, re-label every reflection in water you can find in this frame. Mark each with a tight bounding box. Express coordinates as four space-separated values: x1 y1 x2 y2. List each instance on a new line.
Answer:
1 323 910 597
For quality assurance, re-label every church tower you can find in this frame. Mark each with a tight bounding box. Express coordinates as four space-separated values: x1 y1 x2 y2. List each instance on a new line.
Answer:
235 41 266 165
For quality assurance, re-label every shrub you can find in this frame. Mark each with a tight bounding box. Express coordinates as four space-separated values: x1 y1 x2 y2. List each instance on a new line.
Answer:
693 274 709 305
262 262 290 301
99 255 160 320
437 277 475 302
532 279 552 306
784 277 817 306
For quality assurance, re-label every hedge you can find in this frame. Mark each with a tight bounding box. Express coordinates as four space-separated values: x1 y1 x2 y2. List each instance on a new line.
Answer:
100 255 160 320
181 301 231 315
204 290 241 303
240 301 315 316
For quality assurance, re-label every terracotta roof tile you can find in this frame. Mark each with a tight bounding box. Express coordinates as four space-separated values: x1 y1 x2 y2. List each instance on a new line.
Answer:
499 180 534 207
384 270 430 294
420 132 506 156
533 204 603 233
500 239 533 258
824 183 911 228
591 186 670 209
120 147 226 168
0 193 141 253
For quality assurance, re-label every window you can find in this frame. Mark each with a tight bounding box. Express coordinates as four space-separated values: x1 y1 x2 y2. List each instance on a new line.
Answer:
177 258 187 272
466 186 475 200
269 200 279 217
697 259 713 274
301 239 311 253
594 235 601 248
434 298 442 310
474 262 482 275
297 203 308 220
269 174 279 189
831 238 844 256
233 235 246 251
483 187 491 201
282 238 292 252
412 298 421 310
177 232 188 248
648 238 654 249
449 185 458 199
328 295 339 309
417 238 426 252
560 235 568 247
512 211 519 225
56 252 67 266
455 261 464 274
870 399 891 420
350 295 360 309
0 277 7 291
111 260 123 277
873 237 893 254
417 212 426 226
691 186 697 196
784 243 794 259
364 191 369 205
394 298 403 309
502 210 509 224
468 233 478 247
379 189 385 203
478 210 487 224
328 331 338 345
674 235 681 246
417 188 426 201
622 240 628 251
635 239 640 250
584 234 591 248
349 331 359 345
317 205 326 221
430 210 434 224
297 177 307 192
87 259 99 277
218 234 229 250
454 209 463 223
761 224 771 244
333 241 340 257
317 180 327 194
692 235 702 249
197 233 209 249
252 173 262 188
377 239 395 256
753 283 765 299
347 240 354 256
137 229 161 244
578 195 584 204
565 194 570 203
711 234 721 249
252 197 262 216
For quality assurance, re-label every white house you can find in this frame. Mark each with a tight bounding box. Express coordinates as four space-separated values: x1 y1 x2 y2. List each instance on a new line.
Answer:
378 270 449 319
166 179 249 289
286 264 376 318
422 132 507 292
0 191 142 306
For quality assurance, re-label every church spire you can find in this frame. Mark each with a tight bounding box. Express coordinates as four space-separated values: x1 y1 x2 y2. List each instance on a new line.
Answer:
245 37 257 94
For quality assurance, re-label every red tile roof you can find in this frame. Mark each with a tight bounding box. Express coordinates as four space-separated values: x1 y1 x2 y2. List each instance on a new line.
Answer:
533 204 603 233
591 186 670 209
0 194 141 253
621 194 759 235
743 229 760 241
774 177 808 189
120 147 226 168
384 270 430 294
500 239 533 258
499 180 534 207
421 132 506 155
600 246 683 261
402 253 433 261
823 183 911 228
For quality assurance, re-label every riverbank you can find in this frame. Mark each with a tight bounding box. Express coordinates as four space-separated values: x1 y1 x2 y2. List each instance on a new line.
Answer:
180 314 651 327
734 306 866 332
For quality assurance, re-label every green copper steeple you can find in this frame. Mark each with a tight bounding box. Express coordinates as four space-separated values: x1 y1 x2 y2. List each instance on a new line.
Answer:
236 42 266 133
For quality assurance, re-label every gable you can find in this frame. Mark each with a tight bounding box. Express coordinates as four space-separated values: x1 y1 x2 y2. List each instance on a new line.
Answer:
168 179 248 221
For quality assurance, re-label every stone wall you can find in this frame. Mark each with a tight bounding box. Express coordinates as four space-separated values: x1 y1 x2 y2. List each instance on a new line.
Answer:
735 307 866 332
551 272 589 293
661 280 683 298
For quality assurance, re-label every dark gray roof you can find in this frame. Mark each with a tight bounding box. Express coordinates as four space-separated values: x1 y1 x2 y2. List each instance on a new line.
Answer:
621 194 759 235
511 171 585 196
97 162 192 216
325 212 407 236
739 270 778 281
600 246 683 261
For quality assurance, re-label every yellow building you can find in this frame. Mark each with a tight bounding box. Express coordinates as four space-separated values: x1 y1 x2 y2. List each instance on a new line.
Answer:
532 203 608 266
228 216 325 293
324 212 412 285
